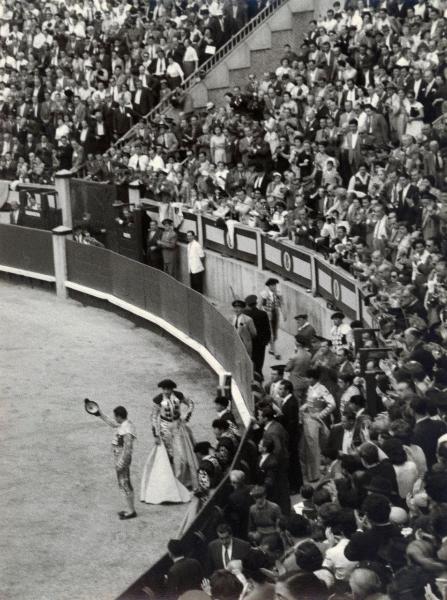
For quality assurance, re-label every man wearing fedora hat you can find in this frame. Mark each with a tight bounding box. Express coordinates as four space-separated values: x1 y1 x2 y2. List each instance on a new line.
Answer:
243 294 271 376
157 217 178 277
294 314 317 350
231 299 257 358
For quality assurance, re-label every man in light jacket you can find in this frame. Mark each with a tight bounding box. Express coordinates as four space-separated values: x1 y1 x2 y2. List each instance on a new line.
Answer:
186 230 205 293
231 299 257 357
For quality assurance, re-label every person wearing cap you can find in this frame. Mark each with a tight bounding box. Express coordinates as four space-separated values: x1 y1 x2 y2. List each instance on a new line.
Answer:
232 299 257 358
259 278 284 360
98 405 137 519
151 379 197 488
284 336 312 398
294 314 317 350
330 312 352 351
264 364 286 404
244 294 271 376
157 217 178 277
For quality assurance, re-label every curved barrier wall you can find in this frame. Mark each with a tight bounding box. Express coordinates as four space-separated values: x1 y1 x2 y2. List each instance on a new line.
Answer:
64 241 254 417
0 224 55 280
0 224 253 419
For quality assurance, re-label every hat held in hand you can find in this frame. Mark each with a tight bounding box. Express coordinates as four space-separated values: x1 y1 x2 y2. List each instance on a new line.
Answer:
84 398 100 416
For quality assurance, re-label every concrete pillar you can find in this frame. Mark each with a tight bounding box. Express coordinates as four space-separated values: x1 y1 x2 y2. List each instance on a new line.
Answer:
52 226 72 298
356 284 363 322
197 214 204 246
256 230 263 271
310 255 318 297
54 172 73 228
128 181 142 207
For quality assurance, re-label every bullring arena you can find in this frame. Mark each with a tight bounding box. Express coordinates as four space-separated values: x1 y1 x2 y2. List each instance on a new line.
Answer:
0 280 216 600
3 0 447 598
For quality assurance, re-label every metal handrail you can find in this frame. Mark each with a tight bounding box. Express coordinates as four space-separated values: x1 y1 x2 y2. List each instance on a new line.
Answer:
115 0 288 148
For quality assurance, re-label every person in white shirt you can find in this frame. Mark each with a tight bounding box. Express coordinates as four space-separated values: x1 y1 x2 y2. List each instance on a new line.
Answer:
186 230 205 293
323 509 358 583
166 56 184 88
330 312 352 351
128 147 149 172
148 147 165 172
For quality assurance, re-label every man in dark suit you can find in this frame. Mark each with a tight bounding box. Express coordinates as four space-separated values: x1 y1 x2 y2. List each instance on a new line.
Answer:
225 0 248 34
56 137 73 170
244 294 271 376
405 68 426 103
210 10 232 47
344 493 403 563
166 538 203 598
91 111 110 155
112 97 133 139
323 409 360 461
358 442 399 494
276 380 301 493
422 70 441 123
207 523 250 573
132 79 151 119
258 404 289 468
225 470 253 539
293 314 317 349
146 220 163 269
393 174 420 223
251 167 270 196
411 396 447 469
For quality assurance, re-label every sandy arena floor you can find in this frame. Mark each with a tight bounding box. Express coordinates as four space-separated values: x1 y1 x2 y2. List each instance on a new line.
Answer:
0 280 216 600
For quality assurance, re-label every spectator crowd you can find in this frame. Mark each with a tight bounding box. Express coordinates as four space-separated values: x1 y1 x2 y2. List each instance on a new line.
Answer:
159 299 447 600
69 0 447 335
0 0 263 183
5 0 447 600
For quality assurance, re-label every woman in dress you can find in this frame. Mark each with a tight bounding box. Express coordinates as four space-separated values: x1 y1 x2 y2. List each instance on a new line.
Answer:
210 125 227 165
150 379 198 487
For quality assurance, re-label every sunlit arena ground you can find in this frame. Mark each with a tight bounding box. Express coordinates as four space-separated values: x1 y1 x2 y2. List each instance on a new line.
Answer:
0 280 216 600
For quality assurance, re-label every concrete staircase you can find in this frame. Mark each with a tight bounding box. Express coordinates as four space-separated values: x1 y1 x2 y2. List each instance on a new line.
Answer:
115 0 315 147
182 0 314 109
